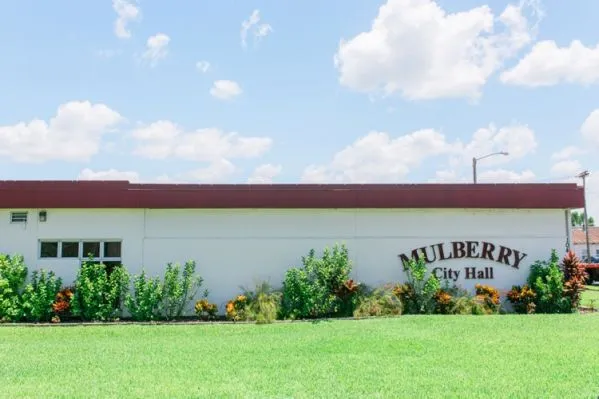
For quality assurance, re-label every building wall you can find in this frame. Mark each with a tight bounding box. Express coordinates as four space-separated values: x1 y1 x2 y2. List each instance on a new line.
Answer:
0 208 569 312
572 243 599 260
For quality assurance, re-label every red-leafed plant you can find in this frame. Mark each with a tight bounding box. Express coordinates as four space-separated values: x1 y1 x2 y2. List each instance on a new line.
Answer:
52 287 74 316
561 250 588 311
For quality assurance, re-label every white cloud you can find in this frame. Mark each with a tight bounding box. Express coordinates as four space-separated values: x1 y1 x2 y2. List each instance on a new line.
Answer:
303 123 536 183
78 168 139 182
430 169 463 183
210 80 243 100
302 129 459 183
501 40 599 87
476 169 536 183
431 168 535 183
132 121 272 162
196 61 210 73
450 124 536 170
113 0 140 39
241 9 272 48
551 160 582 178
0 101 122 163
582 109 599 146
248 164 282 183
551 146 584 161
183 159 237 183
142 33 170 66
334 0 542 100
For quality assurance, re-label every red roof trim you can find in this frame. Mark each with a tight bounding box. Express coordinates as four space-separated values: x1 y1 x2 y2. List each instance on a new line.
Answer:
0 181 584 209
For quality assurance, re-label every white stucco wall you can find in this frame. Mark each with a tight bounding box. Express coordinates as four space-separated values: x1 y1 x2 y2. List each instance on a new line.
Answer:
0 208 569 312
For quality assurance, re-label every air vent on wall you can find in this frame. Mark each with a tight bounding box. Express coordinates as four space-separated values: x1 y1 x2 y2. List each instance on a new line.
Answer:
10 211 28 223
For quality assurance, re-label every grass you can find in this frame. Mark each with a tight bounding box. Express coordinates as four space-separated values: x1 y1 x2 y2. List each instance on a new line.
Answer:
2 316 599 398
581 285 599 308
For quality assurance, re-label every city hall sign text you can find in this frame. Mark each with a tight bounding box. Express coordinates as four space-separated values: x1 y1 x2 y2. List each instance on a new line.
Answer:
398 241 528 282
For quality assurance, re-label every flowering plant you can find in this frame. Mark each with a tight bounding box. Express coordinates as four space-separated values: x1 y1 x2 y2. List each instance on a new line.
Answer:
195 298 218 320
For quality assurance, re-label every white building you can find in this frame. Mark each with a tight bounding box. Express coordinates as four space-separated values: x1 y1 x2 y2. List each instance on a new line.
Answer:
572 227 599 261
0 181 584 310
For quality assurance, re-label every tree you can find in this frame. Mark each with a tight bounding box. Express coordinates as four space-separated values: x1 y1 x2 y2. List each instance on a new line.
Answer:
571 211 594 227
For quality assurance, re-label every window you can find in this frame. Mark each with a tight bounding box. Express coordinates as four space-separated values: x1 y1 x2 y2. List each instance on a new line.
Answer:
61 242 80 258
40 242 58 258
38 239 122 262
82 242 100 258
10 211 28 223
104 241 121 258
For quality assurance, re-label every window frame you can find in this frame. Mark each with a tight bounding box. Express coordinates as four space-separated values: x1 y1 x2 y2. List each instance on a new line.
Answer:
38 239 122 262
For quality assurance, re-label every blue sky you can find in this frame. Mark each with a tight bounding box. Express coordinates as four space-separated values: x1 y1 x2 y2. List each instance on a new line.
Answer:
1 0 599 211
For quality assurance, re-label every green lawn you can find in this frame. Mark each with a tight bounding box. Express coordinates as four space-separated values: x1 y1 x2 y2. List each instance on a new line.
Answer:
2 316 599 398
582 285 599 308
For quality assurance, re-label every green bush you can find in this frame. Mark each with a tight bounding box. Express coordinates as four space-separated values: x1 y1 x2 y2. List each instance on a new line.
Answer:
280 243 356 319
353 284 402 318
125 269 164 321
71 258 130 321
162 260 204 320
0 254 28 322
21 269 62 322
527 250 570 313
243 282 282 324
396 255 440 314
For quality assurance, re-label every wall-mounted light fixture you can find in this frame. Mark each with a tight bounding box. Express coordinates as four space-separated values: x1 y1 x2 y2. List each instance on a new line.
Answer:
39 210 47 222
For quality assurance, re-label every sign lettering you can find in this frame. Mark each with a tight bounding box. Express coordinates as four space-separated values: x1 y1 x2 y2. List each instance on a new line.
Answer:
398 241 528 282
398 241 527 269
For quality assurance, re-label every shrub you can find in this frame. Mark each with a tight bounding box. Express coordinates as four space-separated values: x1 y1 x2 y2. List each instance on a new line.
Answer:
280 243 356 319
225 294 250 322
561 250 588 311
433 283 489 315
474 284 501 314
243 282 281 324
506 285 536 314
125 270 164 321
353 284 403 318
434 289 454 314
194 298 218 320
21 269 62 322
70 258 130 321
162 260 205 320
226 282 282 324
527 250 570 313
0 254 28 322
396 255 439 314
52 287 74 317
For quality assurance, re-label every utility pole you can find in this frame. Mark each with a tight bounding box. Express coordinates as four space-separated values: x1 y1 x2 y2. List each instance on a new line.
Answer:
577 170 591 261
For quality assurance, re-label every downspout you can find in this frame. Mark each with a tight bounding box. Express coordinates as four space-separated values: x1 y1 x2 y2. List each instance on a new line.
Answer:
565 209 572 253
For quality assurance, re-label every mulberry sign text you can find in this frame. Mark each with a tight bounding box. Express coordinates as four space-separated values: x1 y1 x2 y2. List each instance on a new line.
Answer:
398 241 528 282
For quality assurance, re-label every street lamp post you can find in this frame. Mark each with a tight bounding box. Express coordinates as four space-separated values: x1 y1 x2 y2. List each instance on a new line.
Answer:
577 170 591 262
472 151 509 184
